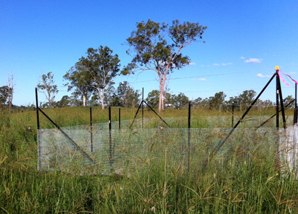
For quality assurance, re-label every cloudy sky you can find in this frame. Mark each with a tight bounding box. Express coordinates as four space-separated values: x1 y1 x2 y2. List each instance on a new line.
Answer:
1 0 297 105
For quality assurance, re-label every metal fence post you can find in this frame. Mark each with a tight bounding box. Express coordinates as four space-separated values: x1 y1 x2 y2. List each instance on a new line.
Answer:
90 107 93 152
188 101 191 172
35 88 41 170
119 108 121 130
232 104 234 127
276 67 280 130
109 106 113 170
35 88 40 130
294 84 297 125
142 87 144 129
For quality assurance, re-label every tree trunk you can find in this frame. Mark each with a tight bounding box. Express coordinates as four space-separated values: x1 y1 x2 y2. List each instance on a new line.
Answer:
159 83 164 112
82 94 86 107
98 88 105 110
8 75 14 111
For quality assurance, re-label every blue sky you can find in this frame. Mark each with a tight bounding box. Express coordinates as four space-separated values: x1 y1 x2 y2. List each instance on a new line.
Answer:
1 0 298 106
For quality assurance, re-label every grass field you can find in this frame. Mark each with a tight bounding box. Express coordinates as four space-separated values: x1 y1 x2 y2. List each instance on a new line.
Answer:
1 106 298 213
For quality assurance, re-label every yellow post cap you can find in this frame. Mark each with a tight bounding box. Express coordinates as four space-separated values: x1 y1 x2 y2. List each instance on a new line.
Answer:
275 66 279 70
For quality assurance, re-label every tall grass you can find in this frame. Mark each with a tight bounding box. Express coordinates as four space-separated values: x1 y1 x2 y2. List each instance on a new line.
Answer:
1 106 298 213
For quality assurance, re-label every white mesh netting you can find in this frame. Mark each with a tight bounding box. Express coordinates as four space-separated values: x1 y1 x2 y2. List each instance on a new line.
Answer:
36 121 298 175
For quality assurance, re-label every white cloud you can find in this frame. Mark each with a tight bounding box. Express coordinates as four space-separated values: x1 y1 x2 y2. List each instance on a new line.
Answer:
193 78 206 81
257 73 271 78
222 63 232 66
189 62 196 65
240 57 245 60
213 63 232 66
244 58 262 63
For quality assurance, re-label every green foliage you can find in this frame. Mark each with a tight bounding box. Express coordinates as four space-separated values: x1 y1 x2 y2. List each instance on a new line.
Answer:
110 81 140 108
37 72 59 108
127 19 206 73
208 91 226 110
56 95 72 108
238 89 257 110
283 95 295 109
81 46 121 90
64 63 93 107
146 90 160 108
126 19 207 111
0 85 12 106
172 92 189 109
74 46 128 109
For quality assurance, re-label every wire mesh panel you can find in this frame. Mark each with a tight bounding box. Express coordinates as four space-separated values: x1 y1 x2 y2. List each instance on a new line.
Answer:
279 125 298 173
38 124 287 175
38 128 97 174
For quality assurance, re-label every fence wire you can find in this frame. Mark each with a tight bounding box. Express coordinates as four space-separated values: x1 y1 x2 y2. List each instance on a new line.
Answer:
38 121 292 175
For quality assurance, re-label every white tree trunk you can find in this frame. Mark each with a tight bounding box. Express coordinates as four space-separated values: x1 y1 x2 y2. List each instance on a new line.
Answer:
158 72 167 112
8 74 14 110
98 88 105 110
159 82 165 112
82 95 86 107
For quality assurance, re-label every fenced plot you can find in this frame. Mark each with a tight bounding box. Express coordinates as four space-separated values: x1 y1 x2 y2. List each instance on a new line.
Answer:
39 122 284 175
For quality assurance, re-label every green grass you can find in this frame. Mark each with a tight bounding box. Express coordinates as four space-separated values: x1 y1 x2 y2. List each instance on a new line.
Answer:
1 106 298 213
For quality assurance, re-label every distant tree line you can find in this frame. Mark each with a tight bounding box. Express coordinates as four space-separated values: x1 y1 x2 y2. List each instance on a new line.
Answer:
0 75 294 110
30 83 295 111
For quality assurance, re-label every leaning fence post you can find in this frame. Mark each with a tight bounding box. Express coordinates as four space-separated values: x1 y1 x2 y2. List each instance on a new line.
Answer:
277 71 286 129
35 88 41 170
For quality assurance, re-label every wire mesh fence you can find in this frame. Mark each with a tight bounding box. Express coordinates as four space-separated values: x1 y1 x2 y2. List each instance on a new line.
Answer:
38 120 288 176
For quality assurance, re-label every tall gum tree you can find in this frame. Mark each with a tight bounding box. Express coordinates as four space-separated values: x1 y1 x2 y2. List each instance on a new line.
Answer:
64 62 93 107
37 72 59 108
126 19 207 112
79 46 129 109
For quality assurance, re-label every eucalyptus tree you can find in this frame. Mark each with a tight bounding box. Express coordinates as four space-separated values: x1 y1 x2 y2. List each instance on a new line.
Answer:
146 90 160 108
7 74 14 109
208 91 226 110
79 46 129 109
114 81 140 108
172 93 189 109
126 19 207 112
37 72 58 108
0 86 10 106
56 95 71 108
238 90 256 110
283 95 294 109
64 62 93 107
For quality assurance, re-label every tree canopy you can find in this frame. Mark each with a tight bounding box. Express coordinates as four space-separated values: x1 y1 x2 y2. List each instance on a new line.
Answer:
77 46 128 109
37 72 59 108
126 19 207 111
64 62 93 107
0 86 10 106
